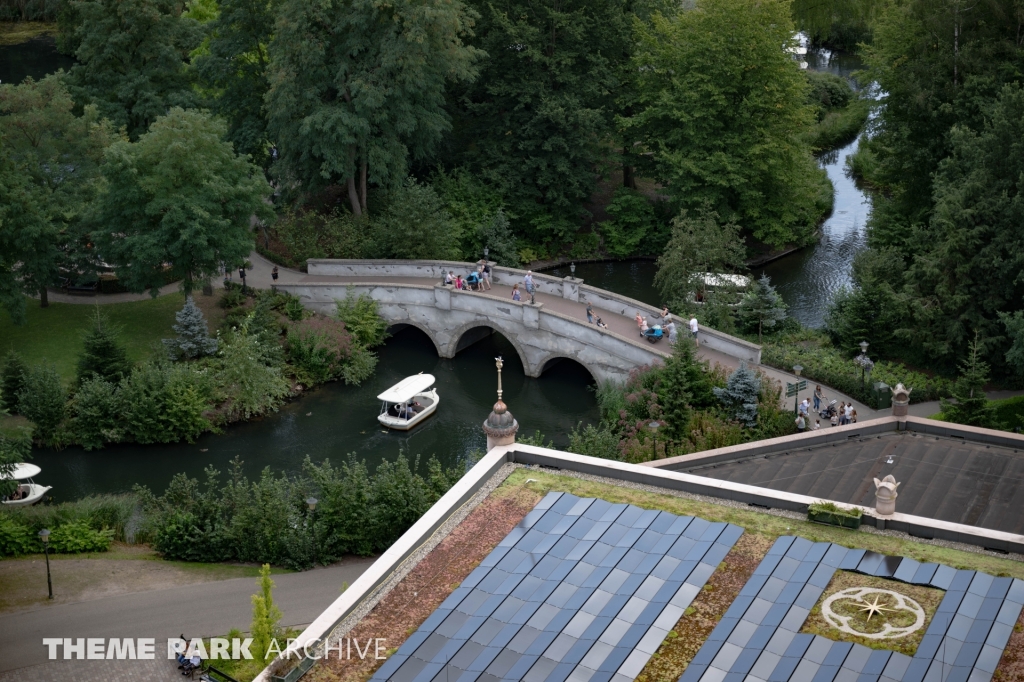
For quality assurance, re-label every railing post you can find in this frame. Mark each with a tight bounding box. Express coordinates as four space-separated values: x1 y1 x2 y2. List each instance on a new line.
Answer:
523 302 542 329
562 277 583 302
434 284 451 310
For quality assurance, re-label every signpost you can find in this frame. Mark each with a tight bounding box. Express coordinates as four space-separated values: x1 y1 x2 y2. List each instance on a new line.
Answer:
786 380 807 414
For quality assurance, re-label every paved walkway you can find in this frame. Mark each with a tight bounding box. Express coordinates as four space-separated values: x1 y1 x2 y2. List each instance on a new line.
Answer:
0 557 376 678
39 252 1022 419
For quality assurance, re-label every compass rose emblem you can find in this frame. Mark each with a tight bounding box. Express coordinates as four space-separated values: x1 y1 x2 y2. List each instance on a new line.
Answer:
821 587 926 640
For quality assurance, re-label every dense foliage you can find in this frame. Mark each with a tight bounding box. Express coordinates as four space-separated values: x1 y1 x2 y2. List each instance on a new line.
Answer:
139 455 462 569
829 0 1024 381
0 493 137 557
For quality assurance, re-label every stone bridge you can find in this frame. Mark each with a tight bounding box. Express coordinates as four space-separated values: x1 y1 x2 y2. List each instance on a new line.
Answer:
274 259 761 384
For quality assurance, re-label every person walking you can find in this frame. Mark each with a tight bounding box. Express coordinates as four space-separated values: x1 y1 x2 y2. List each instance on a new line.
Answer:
481 262 492 290
585 301 594 324
798 398 809 418
666 318 678 344
238 265 247 291
524 271 536 304
639 317 649 338
689 316 699 344
845 403 854 424
635 312 644 331
511 283 521 301
813 385 824 413
851 409 858 424
838 401 848 425
271 266 279 283
795 414 806 432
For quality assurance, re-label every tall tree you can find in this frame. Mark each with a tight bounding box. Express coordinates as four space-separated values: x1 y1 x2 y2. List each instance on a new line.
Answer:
265 0 482 216
940 335 997 428
454 0 631 243
654 202 746 314
91 108 272 295
624 0 830 247
738 275 788 343
65 0 201 138
194 0 275 166
77 310 133 385
0 142 52 323
0 74 116 308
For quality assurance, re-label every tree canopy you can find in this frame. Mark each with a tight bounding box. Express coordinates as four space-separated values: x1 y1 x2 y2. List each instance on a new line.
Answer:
90 108 271 295
265 0 482 215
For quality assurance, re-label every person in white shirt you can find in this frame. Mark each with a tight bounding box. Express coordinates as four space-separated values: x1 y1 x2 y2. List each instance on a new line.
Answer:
666 319 677 344
813 420 821 430
689 316 699 344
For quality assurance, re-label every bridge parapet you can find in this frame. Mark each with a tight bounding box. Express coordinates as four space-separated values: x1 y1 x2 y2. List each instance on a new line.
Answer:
305 259 761 364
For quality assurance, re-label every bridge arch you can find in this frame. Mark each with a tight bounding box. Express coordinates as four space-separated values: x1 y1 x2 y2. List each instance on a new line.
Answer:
386 321 444 357
536 353 599 385
445 320 532 375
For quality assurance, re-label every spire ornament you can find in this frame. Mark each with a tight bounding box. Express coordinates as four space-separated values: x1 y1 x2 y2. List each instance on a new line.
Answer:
482 355 519 451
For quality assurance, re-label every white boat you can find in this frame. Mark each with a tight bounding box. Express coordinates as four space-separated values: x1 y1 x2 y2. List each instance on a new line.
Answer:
377 373 439 431
1 463 52 506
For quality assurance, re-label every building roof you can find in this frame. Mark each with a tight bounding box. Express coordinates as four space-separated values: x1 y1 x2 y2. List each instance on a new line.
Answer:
679 430 1024 536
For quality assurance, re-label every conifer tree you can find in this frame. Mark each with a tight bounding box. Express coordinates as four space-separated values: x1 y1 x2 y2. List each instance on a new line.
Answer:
940 336 998 428
713 363 761 428
738 274 788 342
250 563 282 663
76 311 132 385
659 340 717 440
1 351 28 414
163 296 218 360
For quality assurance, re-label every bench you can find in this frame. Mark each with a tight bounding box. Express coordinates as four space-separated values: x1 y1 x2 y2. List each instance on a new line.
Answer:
198 664 240 682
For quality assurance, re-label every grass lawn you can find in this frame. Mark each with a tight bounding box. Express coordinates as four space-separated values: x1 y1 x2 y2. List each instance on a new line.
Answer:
0 293 226 383
0 21 56 45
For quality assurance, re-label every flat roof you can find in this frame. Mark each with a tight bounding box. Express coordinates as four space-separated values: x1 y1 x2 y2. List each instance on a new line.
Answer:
682 431 1024 535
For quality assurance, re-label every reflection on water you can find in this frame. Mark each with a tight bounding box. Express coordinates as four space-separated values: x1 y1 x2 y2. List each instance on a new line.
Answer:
0 36 74 85
757 47 871 328
548 261 661 307
32 329 598 500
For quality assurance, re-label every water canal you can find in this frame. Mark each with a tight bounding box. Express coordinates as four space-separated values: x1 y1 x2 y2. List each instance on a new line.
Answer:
9 42 871 500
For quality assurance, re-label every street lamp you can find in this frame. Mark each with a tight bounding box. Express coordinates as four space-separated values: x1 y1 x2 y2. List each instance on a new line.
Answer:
570 262 576 280
483 246 489 261
792 365 804 415
855 341 874 391
649 421 660 460
306 497 318 565
38 529 52 599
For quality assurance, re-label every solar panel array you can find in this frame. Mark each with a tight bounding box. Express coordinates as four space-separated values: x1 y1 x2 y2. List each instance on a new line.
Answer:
372 492 744 682
682 536 1024 682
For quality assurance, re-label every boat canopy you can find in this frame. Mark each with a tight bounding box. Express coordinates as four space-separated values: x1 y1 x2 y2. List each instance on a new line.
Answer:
377 374 436 404
2 463 41 480
700 273 751 289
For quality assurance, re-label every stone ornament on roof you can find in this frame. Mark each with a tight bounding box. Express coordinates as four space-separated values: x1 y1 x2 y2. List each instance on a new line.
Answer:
873 474 900 515
483 356 519 450
890 382 912 417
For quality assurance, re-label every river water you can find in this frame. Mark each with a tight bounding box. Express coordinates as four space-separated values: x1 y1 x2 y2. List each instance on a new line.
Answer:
9 43 870 501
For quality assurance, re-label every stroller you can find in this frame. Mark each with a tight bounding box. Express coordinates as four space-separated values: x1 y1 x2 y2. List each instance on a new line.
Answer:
819 399 838 421
643 325 664 343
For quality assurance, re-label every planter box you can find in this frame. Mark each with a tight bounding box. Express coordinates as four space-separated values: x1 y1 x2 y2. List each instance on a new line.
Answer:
270 654 316 682
808 509 862 529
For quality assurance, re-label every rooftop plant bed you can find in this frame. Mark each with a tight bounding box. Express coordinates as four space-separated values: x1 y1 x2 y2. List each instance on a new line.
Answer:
808 500 863 529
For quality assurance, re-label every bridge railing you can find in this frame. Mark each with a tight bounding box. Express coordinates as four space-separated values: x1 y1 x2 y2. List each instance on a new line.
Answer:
305 259 761 364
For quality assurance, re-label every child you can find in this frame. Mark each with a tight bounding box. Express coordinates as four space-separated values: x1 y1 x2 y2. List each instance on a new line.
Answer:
511 283 521 301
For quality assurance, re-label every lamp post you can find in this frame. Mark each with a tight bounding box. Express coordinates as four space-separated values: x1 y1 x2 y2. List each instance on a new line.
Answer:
306 497 318 565
39 529 52 599
570 262 576 280
855 341 874 391
483 246 489 261
792 365 803 415
649 421 660 460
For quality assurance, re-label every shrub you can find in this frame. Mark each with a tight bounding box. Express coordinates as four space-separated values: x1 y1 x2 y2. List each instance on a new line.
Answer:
714 363 761 428
215 321 290 421
49 521 114 553
568 423 620 460
805 71 853 117
273 209 373 265
340 346 377 386
335 289 388 348
219 287 248 309
1 351 28 414
477 210 520 267
0 516 37 556
120 363 214 444
284 296 305 322
0 427 32 497
286 317 353 385
70 376 124 450
17 363 67 443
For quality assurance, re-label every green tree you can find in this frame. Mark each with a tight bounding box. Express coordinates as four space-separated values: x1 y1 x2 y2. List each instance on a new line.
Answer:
0 75 116 309
265 0 481 215
478 210 520 267
654 202 746 313
940 336 997 428
17 363 67 443
194 0 275 166
335 289 388 349
568 422 620 460
0 351 28 414
713 363 761 428
91 108 271 295
250 563 282 662
163 295 219 360
0 428 32 497
454 0 630 242
824 248 905 359
374 179 462 260
1000 310 1024 380
215 317 290 421
599 188 657 258
624 0 829 246
737 274 788 343
64 0 201 138
77 311 133 385
0 142 53 323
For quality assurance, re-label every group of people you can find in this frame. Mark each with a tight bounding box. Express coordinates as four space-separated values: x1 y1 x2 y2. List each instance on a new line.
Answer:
389 400 425 420
445 262 493 291
795 386 859 431
631 308 699 345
